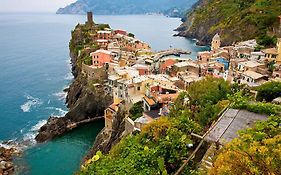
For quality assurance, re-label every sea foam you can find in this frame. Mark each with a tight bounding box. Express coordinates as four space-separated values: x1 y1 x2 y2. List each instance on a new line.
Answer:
20 95 43 112
23 119 47 145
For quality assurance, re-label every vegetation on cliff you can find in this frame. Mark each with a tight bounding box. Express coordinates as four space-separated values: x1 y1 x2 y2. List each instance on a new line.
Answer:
178 0 281 46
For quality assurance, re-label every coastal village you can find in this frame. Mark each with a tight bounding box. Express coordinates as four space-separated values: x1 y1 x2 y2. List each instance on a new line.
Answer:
80 12 281 134
72 13 281 174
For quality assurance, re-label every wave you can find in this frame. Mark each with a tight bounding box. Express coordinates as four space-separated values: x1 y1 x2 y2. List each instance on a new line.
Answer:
23 120 47 145
20 95 43 113
53 91 67 101
45 107 68 117
64 72 74 80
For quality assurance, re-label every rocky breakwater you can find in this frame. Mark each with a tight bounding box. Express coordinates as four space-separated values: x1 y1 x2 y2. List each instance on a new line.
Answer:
35 23 113 143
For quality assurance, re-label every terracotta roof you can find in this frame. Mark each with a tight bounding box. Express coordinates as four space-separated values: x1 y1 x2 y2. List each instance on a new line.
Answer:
144 96 156 106
155 93 179 103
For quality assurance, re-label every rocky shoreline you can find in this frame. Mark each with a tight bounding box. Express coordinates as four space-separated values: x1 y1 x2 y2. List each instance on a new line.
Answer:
0 145 21 175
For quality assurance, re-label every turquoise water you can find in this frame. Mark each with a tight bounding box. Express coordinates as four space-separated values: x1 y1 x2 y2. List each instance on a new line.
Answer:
0 13 207 175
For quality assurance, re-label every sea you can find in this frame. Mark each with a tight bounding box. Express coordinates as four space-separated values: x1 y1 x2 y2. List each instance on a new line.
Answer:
0 13 208 175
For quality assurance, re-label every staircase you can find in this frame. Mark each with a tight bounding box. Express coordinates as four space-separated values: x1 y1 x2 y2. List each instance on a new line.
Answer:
198 143 218 174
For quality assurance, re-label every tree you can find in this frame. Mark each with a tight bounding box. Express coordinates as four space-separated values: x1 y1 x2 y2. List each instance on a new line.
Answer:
256 81 281 102
129 101 143 121
128 33 135 38
209 116 281 175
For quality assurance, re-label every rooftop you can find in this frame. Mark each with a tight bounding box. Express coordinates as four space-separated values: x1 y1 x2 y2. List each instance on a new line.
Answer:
262 48 278 55
243 70 264 80
239 61 263 68
205 109 267 145
93 49 112 55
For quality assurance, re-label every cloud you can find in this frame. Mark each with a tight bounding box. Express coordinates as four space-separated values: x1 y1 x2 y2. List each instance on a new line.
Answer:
0 0 76 12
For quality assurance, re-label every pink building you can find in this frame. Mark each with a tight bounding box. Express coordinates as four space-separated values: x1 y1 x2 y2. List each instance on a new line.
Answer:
91 50 113 67
114 29 127 36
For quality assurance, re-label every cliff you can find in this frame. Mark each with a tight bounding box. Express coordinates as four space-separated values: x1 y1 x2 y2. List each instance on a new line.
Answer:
36 23 112 143
56 0 197 17
177 0 281 46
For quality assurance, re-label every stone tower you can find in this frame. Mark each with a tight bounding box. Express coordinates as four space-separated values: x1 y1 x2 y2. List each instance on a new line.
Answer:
87 12 94 25
276 38 281 64
211 33 221 50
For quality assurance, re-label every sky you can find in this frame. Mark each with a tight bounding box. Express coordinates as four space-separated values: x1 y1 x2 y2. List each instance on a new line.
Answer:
0 0 77 12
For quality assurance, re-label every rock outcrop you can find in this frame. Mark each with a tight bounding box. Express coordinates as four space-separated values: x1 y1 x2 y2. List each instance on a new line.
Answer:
36 23 112 143
84 108 127 160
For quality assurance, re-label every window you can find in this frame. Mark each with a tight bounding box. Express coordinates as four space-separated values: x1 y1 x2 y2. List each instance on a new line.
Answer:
137 87 141 91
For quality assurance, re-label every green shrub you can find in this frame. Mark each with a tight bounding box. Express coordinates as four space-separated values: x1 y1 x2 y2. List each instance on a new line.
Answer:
256 81 281 102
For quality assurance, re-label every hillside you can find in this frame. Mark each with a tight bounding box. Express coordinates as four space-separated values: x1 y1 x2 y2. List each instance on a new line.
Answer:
177 0 281 46
56 0 197 17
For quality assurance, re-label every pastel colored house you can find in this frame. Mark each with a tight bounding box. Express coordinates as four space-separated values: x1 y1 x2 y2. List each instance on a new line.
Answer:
97 39 109 49
91 49 113 67
240 71 266 87
132 64 150 75
237 61 264 72
97 30 112 40
198 51 212 63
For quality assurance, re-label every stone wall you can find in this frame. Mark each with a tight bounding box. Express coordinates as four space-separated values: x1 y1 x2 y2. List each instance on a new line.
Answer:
81 63 107 81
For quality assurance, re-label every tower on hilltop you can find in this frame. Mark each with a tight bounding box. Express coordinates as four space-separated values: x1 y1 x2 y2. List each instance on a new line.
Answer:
87 12 94 25
211 33 221 50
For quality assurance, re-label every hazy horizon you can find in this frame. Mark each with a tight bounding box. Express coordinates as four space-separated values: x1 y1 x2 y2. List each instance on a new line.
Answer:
0 0 76 12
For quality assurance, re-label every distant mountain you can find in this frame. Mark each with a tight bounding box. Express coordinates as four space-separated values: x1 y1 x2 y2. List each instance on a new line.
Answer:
56 0 198 17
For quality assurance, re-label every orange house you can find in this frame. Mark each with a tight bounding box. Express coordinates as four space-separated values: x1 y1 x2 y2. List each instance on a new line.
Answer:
160 58 177 74
91 50 113 67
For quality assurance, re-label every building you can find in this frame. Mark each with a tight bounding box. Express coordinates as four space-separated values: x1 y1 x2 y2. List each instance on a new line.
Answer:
237 61 264 72
250 51 265 61
198 51 212 63
262 48 278 61
91 49 113 67
240 70 266 87
159 58 177 74
97 30 112 40
114 29 127 36
211 33 221 50
132 64 150 75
